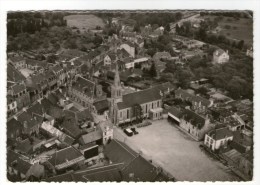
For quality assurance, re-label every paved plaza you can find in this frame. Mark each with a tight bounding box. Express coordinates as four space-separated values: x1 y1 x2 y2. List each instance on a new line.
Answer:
114 119 240 181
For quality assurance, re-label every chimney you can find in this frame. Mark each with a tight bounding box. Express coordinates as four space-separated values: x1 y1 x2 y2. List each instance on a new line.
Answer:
226 50 229 54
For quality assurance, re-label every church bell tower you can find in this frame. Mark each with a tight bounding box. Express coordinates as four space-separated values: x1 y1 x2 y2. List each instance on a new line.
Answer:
109 62 122 125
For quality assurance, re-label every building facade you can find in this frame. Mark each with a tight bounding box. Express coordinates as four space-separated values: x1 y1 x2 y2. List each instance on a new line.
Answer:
212 49 229 64
109 64 163 125
204 127 233 151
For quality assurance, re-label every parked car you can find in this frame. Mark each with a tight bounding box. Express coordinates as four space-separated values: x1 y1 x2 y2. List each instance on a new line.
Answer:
131 127 139 135
124 128 133 137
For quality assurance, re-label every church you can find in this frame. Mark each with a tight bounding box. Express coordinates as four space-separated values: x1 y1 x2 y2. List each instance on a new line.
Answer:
109 64 163 125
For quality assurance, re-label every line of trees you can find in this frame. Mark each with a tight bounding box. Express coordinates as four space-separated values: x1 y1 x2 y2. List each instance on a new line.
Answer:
7 12 67 36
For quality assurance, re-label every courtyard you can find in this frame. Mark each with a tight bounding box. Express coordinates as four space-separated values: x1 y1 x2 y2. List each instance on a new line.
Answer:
114 119 240 181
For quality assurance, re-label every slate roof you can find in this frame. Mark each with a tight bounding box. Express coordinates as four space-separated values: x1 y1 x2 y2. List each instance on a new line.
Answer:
46 163 124 182
45 171 75 182
107 52 117 61
175 88 211 107
207 127 233 140
62 116 82 138
73 163 124 182
79 129 103 145
232 131 252 147
104 140 169 181
181 109 206 129
7 63 26 82
104 140 138 168
17 111 43 130
168 106 183 119
117 48 131 58
26 73 47 88
122 155 158 182
48 146 83 167
27 102 45 116
7 118 22 139
7 150 32 175
76 109 94 122
72 76 95 97
93 99 109 113
117 88 162 110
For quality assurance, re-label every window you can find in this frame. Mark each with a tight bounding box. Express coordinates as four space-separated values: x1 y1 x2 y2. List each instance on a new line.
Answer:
120 111 122 118
127 109 130 119
157 101 160 107
152 102 154 109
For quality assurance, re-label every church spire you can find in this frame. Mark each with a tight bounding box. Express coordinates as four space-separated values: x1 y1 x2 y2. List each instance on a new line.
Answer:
111 61 122 102
114 62 121 87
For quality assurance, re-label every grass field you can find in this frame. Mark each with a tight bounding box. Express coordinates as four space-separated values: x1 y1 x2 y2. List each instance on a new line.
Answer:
64 14 105 32
204 15 253 46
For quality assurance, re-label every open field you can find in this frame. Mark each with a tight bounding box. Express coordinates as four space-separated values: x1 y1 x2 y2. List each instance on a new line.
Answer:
64 14 105 32
114 119 240 181
203 15 253 46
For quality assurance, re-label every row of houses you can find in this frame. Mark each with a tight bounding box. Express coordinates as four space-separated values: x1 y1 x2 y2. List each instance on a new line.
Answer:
45 139 172 182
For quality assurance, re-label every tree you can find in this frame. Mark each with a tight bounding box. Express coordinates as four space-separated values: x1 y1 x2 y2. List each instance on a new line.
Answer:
146 48 156 57
165 23 171 32
132 104 143 123
175 24 180 34
196 87 208 96
149 62 157 77
237 40 244 50
47 54 58 64
133 23 141 32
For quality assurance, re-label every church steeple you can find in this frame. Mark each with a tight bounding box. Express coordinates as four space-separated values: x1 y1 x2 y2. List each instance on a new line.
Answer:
111 62 122 102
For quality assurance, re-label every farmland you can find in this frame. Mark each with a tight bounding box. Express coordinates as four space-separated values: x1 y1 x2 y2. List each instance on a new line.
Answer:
203 15 253 46
64 14 105 32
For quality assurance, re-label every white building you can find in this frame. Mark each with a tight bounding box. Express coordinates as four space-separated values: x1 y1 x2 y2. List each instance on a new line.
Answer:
212 49 229 64
204 127 233 151
120 42 135 58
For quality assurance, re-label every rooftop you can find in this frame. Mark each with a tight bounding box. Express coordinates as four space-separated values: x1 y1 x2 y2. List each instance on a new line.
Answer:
48 146 84 167
181 109 206 129
207 127 233 140
175 88 211 107
79 129 103 145
104 140 138 168
72 76 95 97
117 87 162 110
